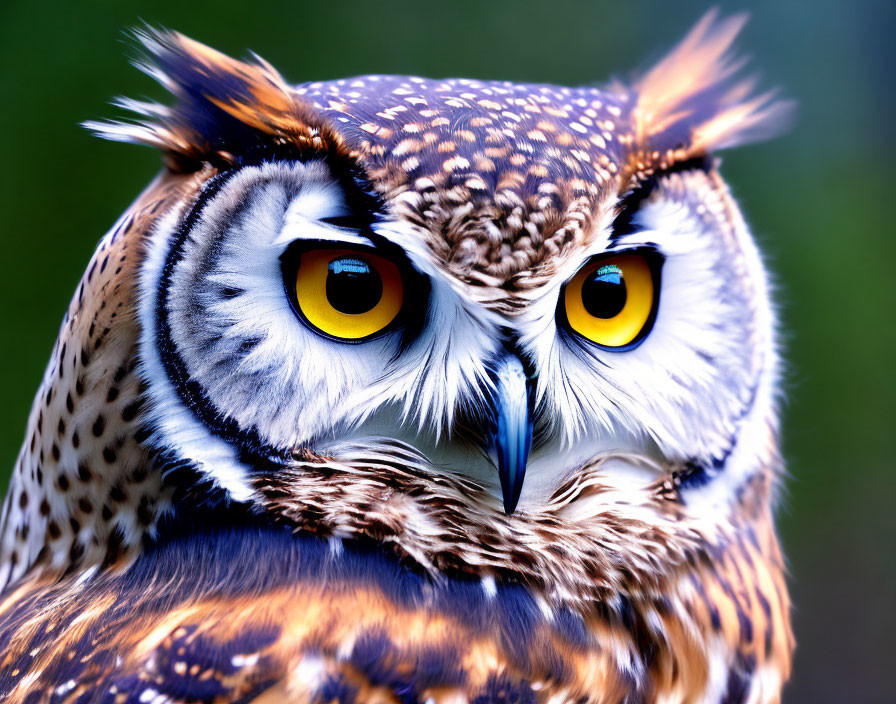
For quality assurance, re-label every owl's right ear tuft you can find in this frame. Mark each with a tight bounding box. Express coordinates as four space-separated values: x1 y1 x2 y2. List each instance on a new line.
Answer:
83 28 344 171
630 9 795 160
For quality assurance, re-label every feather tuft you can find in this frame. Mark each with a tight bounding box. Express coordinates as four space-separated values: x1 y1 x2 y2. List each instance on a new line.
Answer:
84 28 340 169
631 9 794 159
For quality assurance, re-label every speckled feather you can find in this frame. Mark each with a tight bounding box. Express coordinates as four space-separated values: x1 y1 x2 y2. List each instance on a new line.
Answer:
0 10 794 703
88 11 789 300
0 512 790 703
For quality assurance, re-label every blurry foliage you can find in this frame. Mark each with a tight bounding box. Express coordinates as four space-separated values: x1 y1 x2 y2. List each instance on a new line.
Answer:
0 1 892 701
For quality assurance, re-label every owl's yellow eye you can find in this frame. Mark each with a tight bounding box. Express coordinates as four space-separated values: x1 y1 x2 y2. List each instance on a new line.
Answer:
562 252 658 349
293 248 404 341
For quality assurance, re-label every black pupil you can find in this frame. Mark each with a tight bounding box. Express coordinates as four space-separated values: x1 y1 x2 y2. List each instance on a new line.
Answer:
582 265 627 319
326 257 383 315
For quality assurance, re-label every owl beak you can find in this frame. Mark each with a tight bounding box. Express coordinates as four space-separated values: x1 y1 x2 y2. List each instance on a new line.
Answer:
485 353 535 515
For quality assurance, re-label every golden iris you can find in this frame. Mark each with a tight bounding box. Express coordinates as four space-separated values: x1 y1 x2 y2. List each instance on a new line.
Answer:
294 248 403 340
563 252 656 348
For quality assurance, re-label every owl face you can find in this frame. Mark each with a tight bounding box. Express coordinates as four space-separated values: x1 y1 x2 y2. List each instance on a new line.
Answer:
120 15 789 597
140 154 772 520
0 13 792 601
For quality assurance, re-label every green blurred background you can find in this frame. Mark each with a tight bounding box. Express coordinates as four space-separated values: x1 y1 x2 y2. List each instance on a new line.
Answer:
0 1 892 700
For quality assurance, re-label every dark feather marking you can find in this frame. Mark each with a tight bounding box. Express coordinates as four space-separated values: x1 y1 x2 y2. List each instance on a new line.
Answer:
316 671 361 704
347 630 465 703
472 672 536 704
721 653 756 704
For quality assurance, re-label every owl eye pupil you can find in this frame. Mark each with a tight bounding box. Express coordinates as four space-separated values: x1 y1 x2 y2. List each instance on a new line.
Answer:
582 265 627 319
326 257 383 315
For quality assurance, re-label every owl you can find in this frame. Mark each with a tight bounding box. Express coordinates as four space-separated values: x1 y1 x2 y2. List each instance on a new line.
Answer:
0 10 794 704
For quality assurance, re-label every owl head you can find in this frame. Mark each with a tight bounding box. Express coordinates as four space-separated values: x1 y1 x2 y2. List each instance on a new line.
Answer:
0 11 791 609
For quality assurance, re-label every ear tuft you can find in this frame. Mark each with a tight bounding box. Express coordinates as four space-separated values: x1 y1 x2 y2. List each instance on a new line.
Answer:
632 9 794 158
84 28 339 170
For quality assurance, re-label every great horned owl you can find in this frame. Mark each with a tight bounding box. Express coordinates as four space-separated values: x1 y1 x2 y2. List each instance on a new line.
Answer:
0 10 794 703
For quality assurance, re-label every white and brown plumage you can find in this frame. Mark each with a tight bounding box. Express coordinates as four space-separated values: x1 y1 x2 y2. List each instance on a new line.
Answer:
0 11 794 703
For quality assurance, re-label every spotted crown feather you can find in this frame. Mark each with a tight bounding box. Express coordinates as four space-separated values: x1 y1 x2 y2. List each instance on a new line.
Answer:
82 12 792 301
86 10 792 182
80 11 794 306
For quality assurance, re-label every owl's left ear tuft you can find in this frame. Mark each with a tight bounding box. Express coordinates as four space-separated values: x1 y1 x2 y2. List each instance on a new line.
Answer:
84 28 342 171
630 9 794 161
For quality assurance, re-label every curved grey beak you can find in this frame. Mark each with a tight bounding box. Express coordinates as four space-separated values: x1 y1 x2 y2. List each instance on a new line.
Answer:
484 353 535 514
